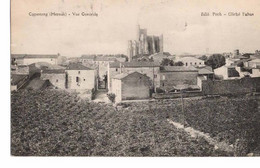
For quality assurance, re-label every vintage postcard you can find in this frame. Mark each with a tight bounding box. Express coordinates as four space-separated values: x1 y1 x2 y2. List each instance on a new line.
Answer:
11 0 260 156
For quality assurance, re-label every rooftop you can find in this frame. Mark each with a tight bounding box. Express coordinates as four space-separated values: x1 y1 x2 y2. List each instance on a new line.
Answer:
109 61 160 68
160 66 198 72
81 55 96 59
228 68 240 78
42 69 65 74
177 56 204 62
248 58 260 63
113 71 149 80
66 63 93 70
196 66 213 75
11 54 59 59
11 74 28 85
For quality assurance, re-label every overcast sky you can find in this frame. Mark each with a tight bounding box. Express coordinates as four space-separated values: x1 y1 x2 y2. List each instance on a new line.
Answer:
11 0 260 57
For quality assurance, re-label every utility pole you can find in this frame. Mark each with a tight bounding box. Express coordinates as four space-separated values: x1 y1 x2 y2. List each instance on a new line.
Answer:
180 89 185 127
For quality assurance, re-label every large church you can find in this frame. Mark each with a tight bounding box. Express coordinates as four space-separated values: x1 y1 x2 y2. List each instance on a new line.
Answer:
127 25 163 61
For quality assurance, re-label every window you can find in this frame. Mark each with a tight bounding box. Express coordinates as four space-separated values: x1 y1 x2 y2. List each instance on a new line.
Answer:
56 79 58 82
199 62 202 65
195 62 197 65
186 63 188 66
162 82 164 87
154 74 157 78
190 62 192 65
78 71 80 74
84 79 86 81
116 68 118 72
162 75 166 80
76 77 79 82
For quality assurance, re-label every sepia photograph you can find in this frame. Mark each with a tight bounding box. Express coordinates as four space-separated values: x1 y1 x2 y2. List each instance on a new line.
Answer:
10 0 260 157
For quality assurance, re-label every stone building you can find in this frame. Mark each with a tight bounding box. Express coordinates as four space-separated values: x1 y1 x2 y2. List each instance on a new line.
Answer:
176 56 205 67
41 69 66 89
65 63 97 90
111 72 151 102
214 65 240 80
127 25 163 61
108 61 161 92
159 66 199 91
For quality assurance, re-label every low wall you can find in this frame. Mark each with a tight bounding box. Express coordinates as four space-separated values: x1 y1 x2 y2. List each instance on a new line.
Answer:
201 77 260 95
153 91 203 99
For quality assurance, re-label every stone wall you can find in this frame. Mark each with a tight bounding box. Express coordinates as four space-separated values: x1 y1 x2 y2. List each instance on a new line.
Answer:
153 91 203 99
201 77 260 95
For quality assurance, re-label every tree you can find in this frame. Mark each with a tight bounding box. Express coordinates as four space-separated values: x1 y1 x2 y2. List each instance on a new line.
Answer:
205 54 226 69
161 58 174 66
199 55 208 61
174 61 184 66
107 93 116 103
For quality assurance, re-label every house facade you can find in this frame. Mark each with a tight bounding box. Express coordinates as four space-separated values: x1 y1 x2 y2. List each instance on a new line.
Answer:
176 56 205 67
65 64 97 90
108 61 161 92
111 72 151 102
251 68 260 77
159 66 199 91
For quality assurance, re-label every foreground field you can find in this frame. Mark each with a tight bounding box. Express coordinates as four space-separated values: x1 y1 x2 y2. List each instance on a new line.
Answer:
11 90 226 156
122 96 260 155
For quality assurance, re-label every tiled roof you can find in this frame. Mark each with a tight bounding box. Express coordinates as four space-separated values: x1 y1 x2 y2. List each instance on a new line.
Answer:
95 57 117 61
249 59 260 63
178 56 204 62
161 66 198 72
112 73 130 80
67 63 93 70
196 66 213 75
11 54 58 59
227 68 240 78
113 72 149 80
81 55 96 59
109 61 161 68
198 68 214 75
11 74 28 85
42 69 65 74
11 54 25 59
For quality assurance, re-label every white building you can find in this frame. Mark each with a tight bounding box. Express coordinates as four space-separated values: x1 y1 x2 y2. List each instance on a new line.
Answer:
11 54 59 65
246 59 260 68
66 63 97 90
214 65 240 80
176 56 205 67
251 68 260 77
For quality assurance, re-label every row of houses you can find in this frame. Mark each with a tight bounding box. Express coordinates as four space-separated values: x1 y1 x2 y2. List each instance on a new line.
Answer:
107 61 214 102
11 51 260 103
11 62 97 92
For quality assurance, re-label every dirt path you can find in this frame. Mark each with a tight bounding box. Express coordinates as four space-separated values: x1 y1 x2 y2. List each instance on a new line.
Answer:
167 119 234 155
93 90 109 103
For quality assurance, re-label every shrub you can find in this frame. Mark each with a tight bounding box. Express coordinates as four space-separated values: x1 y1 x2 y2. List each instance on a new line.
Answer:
107 93 116 103
155 88 165 93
